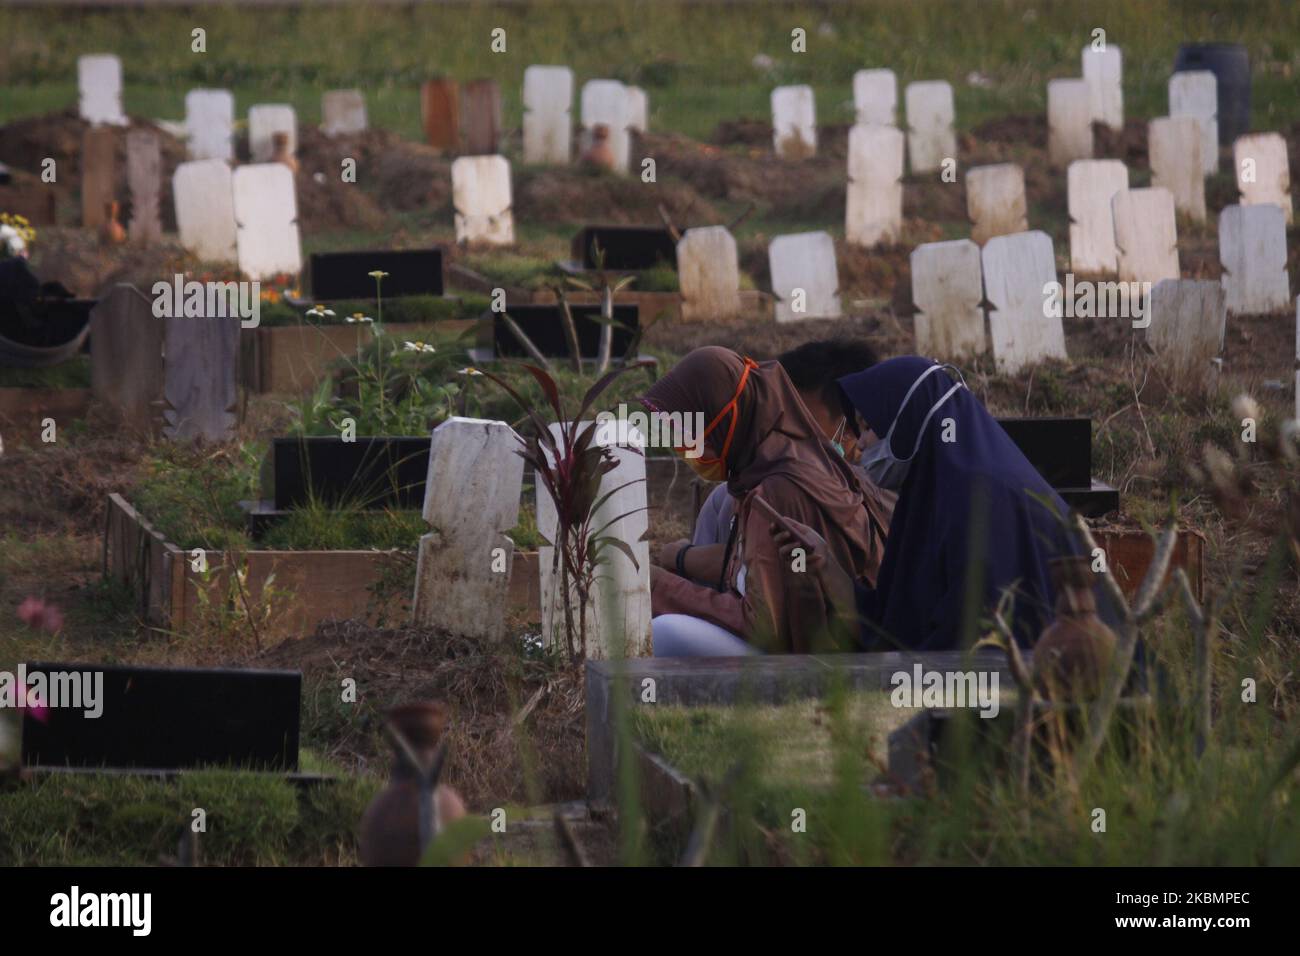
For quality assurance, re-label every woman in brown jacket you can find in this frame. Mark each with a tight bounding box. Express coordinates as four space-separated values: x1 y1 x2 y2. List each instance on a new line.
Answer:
642 346 889 655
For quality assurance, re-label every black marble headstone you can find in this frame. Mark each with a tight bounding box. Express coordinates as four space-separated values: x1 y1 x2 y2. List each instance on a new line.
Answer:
309 248 445 301
571 226 677 271
272 435 431 511
495 302 638 359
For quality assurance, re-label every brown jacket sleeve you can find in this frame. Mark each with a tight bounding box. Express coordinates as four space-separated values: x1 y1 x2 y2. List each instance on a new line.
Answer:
650 565 748 636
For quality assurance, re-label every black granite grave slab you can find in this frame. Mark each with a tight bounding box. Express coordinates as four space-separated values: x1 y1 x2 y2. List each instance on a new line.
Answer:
272 435 431 511
308 248 445 301
996 416 1091 489
495 302 638 360
570 225 677 271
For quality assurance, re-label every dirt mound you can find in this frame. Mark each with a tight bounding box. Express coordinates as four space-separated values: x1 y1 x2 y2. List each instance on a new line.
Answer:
968 114 1047 150
1092 118 1149 167
711 118 771 148
295 126 452 217
515 163 717 226
28 226 192 298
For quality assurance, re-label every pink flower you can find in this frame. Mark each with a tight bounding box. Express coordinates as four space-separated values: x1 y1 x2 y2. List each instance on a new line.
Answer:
17 596 63 634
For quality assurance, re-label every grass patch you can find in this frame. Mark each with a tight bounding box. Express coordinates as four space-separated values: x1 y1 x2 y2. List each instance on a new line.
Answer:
0 355 90 389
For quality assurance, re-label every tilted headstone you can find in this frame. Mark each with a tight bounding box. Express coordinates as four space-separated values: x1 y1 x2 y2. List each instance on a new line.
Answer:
626 86 649 133
1234 133 1293 225
677 226 742 322
460 79 503 155
90 284 165 432
1047 78 1093 167
248 104 297 163
451 155 514 246
161 313 240 442
232 163 302 279
126 129 162 244
522 65 573 165
1219 204 1290 316
981 231 1066 374
1081 45 1123 131
321 89 367 136
910 238 986 361
421 78 460 151
1112 188 1180 285
185 89 235 161
1068 159 1129 275
771 85 817 159
846 123 904 247
853 69 897 126
173 159 238 263
904 81 955 175
581 79 631 173
1169 71 1218 174
1146 279 1226 377
412 417 524 641
965 163 1027 245
770 231 841 323
81 126 117 230
78 54 127 127
1149 116 1205 223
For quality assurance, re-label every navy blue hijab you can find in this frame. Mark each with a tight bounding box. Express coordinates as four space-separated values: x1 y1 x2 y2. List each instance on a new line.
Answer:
838 357 1080 651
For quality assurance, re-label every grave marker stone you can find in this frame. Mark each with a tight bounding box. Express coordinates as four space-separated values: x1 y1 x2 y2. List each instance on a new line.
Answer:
309 249 445 300
1169 70 1219 174
770 231 841 323
571 225 676 271
965 163 1028 245
412 417 524 641
677 226 742 322
846 123 904 247
626 86 649 133
1219 203 1290 316
1146 279 1226 379
853 69 897 126
981 230 1067 374
80 126 117 231
126 129 162 244
90 284 165 433
1233 133 1293 225
1068 159 1128 275
248 104 297 163
910 238 986 361
185 89 234 161
1047 78 1093 167
1112 188 1180 285
77 54 127 127
493 303 638 360
904 81 955 175
581 80 631 173
161 313 240 442
451 155 514 246
321 89 367 136
522 65 573 165
771 85 817 159
1149 116 1205 223
173 159 238 263
421 78 461 152
232 163 302 279
1082 45 1123 130
460 79 503 155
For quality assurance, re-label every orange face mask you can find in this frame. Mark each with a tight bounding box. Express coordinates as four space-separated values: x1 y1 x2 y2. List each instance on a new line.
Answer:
677 357 758 482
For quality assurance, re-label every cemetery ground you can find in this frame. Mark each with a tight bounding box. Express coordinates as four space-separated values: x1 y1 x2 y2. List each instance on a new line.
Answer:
2 0 1300 866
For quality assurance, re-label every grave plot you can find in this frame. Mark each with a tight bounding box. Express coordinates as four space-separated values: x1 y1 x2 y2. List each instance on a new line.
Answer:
452 155 515 246
1112 188 1180 285
965 163 1027 245
910 238 985 361
1148 116 1206 223
77 53 127 127
581 79 632 173
771 85 817 159
185 89 234 161
1168 70 1219 174
769 231 841 323
1081 44 1123 131
904 80 955 175
846 124 904 248
981 231 1067 374
1233 133 1293 225
523 65 573 165
1145 279 1226 384
1219 204 1290 316
1047 78 1093 167
322 89 367 136
1068 159 1128 275
491 301 640 363
248 104 298 163
853 69 897 126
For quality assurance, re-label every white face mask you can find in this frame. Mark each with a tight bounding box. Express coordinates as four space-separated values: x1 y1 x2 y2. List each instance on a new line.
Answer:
860 363 967 491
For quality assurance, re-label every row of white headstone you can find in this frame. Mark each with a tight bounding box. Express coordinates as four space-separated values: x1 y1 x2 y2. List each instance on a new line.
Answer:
173 160 302 278
522 69 648 170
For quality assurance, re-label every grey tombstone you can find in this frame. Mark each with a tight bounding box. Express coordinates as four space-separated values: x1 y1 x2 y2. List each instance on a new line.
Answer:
1081 44 1123 131
412 417 525 641
1234 133 1293 225
1112 188 1180 285
232 163 302 280
581 80 631 173
981 230 1067 374
1149 116 1205 223
451 155 514 247
184 89 235 161
1146 279 1226 380
904 80 955 175
126 130 162 244
1068 159 1129 275
965 163 1028 245
846 123 904 247
910 238 986 361
1219 204 1290 316
770 231 841 323
853 69 897 126
81 126 117 230
1169 70 1218 174
78 54 128 127
161 314 241 442
1047 78 1093 167
90 284 165 433
771 85 817 159
321 90 367 136
248 104 297 163
677 226 742 322
173 159 238 264
522 65 573 165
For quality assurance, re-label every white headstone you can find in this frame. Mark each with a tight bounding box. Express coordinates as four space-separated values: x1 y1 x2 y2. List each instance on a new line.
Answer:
981 231 1067 374
677 226 742 322
248 104 297 163
1169 71 1218 174
78 54 127 127
1112 188 1180 285
523 65 573 165
232 163 302 280
965 163 1028 245
771 85 817 158
904 80 955 175
1234 133 1293 225
846 124 905 247
1149 116 1205 223
173 159 238 263
1219 204 1291 316
770 231 841 322
580 79 631 173
1081 45 1123 131
1048 78 1093 167
412 417 524 641
1146 279 1226 377
321 89 367 136
626 86 649 133
1068 159 1129 275
911 239 986 361
451 155 515 246
853 69 897 126
184 89 235 161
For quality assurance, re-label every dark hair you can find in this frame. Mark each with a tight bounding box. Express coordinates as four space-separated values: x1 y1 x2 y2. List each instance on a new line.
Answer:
777 338 880 407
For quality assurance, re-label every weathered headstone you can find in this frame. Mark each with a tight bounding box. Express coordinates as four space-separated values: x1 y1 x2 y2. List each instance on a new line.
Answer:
460 79 503 155
853 69 897 126
1146 279 1226 380
412 417 524 641
126 129 162 244
232 163 302 279
910 238 986 361
677 226 742 322
771 85 817 159
1219 203 1290 316
321 89 367 136
1112 188 1180 285
161 313 240 442
581 79 631 173
846 123 904 247
1149 116 1205 223
90 284 165 432
522 65 573 165
981 231 1066 374
626 86 649 133
904 81 955 175
1047 78 1093 167
81 126 117 230
1068 159 1129 275
173 159 238 263
185 89 234 161
1169 70 1218 174
770 231 841 323
1233 133 1293 225
77 54 127 127
421 78 460 152
248 104 297 163
1081 44 1123 131
451 155 514 246
965 163 1027 245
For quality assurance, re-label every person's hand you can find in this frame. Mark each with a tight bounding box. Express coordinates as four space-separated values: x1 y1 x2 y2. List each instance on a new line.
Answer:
654 538 691 571
768 517 857 617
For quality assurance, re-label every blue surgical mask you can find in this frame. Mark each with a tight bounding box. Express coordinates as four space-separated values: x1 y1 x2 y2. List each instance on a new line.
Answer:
860 363 967 491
